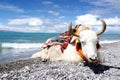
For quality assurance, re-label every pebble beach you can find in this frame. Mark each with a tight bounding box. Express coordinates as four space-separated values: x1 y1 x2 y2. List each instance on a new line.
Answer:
0 41 120 80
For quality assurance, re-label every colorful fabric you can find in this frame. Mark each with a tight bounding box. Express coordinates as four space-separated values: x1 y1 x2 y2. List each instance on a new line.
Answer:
61 36 71 52
75 39 88 61
41 31 71 49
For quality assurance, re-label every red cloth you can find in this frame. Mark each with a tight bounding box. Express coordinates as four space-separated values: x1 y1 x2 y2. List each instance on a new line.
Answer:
61 36 71 52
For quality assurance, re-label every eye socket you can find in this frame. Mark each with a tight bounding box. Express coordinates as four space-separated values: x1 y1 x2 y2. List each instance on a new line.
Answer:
81 41 86 45
96 42 100 49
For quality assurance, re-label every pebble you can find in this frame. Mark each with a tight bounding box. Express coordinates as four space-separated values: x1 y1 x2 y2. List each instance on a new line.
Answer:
0 42 120 80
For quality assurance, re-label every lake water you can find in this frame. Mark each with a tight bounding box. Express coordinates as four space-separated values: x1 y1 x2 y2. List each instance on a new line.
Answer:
0 31 120 63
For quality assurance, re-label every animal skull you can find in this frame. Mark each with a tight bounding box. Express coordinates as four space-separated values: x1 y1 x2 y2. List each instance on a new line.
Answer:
69 19 106 63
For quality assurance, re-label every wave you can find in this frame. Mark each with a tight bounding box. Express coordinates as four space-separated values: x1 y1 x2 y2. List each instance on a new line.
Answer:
1 42 43 49
0 40 120 49
100 40 120 44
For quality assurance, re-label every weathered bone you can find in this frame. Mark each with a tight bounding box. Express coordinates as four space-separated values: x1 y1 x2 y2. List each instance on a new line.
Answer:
97 19 106 36
69 19 106 36
68 22 79 37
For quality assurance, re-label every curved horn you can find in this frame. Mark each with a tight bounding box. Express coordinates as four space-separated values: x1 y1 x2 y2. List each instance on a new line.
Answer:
97 19 106 36
68 22 79 37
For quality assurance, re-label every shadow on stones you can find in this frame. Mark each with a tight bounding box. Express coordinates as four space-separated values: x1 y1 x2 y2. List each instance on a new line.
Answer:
84 63 120 74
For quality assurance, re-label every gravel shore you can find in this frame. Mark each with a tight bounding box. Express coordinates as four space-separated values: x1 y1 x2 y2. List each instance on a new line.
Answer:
0 42 120 80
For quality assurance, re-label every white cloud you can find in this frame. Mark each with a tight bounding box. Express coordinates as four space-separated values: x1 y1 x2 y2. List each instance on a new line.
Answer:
1 14 120 33
106 26 120 34
82 0 120 10
0 4 24 12
42 1 59 8
75 14 99 25
0 17 68 33
48 10 60 16
8 18 43 26
75 14 120 25
28 18 43 26
42 1 53 5
104 17 120 25
89 0 120 10
53 23 68 32
59 16 66 19
75 14 120 34
53 4 59 8
41 19 68 33
0 24 42 32
80 0 120 16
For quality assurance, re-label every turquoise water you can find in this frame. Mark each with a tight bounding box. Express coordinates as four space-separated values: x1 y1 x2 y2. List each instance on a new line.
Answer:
0 31 59 63
99 34 120 44
0 31 120 63
0 31 58 43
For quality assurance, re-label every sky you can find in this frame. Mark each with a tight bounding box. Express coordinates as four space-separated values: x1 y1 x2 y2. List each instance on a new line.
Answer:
0 0 120 33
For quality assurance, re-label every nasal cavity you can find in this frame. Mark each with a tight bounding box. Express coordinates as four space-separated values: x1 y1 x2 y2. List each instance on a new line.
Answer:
89 57 97 61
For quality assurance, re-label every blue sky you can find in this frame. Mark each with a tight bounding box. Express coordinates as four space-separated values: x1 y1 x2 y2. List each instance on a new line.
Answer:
0 0 120 33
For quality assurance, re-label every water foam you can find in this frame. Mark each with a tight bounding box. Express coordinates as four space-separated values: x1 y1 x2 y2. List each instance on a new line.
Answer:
100 40 120 44
1 43 43 49
1 40 120 49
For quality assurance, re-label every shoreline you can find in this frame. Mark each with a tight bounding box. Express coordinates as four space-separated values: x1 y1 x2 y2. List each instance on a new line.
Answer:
0 41 120 79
